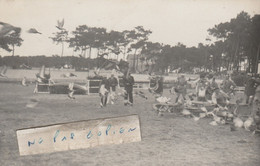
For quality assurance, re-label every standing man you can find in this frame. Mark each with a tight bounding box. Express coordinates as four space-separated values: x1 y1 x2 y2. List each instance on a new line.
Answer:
108 74 118 104
123 72 135 106
245 75 260 105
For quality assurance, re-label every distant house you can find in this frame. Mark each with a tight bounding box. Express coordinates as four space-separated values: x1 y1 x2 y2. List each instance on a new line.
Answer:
127 54 151 73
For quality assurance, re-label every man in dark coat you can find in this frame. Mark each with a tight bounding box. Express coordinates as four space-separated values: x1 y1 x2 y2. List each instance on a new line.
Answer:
245 76 260 105
123 73 135 106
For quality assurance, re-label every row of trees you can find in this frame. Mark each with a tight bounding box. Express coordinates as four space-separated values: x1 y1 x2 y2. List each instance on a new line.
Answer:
49 11 260 73
50 25 152 64
0 55 112 70
1 11 260 74
208 11 260 73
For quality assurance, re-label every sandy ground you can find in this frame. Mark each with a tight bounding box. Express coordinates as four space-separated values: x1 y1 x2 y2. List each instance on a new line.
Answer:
0 82 260 166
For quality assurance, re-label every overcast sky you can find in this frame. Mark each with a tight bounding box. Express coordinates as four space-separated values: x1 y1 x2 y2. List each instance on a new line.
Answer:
0 0 260 57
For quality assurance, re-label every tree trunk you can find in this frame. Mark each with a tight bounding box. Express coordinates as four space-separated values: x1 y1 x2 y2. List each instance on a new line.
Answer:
12 44 14 56
61 42 64 57
255 43 260 74
136 54 139 73
97 48 99 57
123 46 126 60
89 47 92 59
234 35 240 71
133 49 137 73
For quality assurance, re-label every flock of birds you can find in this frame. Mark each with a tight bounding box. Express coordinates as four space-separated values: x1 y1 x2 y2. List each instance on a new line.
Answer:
0 19 65 38
154 94 259 134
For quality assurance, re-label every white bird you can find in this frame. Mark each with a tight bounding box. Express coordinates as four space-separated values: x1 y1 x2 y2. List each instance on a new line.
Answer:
0 66 8 78
227 113 234 118
156 96 171 103
209 121 218 126
27 28 42 34
182 109 191 116
213 115 222 123
199 113 206 118
0 22 21 37
61 72 77 78
191 114 200 121
221 111 227 117
26 99 39 108
201 107 208 113
244 117 254 131
220 119 226 124
213 107 220 113
207 112 222 123
21 77 28 86
56 19 65 30
233 117 244 128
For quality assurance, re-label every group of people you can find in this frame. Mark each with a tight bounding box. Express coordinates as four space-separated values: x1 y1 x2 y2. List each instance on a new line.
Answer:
172 73 237 107
99 73 135 108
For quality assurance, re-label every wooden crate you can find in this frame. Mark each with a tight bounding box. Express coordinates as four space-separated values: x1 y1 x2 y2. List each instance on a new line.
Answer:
36 83 50 93
87 79 102 94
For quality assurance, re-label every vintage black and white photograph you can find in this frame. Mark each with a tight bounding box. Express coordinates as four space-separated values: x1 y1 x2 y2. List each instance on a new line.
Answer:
0 0 260 165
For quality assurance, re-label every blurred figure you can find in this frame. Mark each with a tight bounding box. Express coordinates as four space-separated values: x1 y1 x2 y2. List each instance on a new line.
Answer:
154 76 164 96
252 85 260 131
245 75 260 105
21 77 28 86
196 74 208 101
0 65 8 78
206 77 219 100
61 72 77 78
123 72 135 106
68 83 75 99
150 76 164 98
175 75 187 103
221 75 236 96
99 76 110 108
108 74 118 104
212 87 230 107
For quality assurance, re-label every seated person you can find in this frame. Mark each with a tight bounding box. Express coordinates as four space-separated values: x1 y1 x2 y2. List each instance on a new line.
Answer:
206 77 219 100
175 75 187 103
212 87 230 107
196 76 208 101
221 75 236 95
154 76 164 96
149 76 164 97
